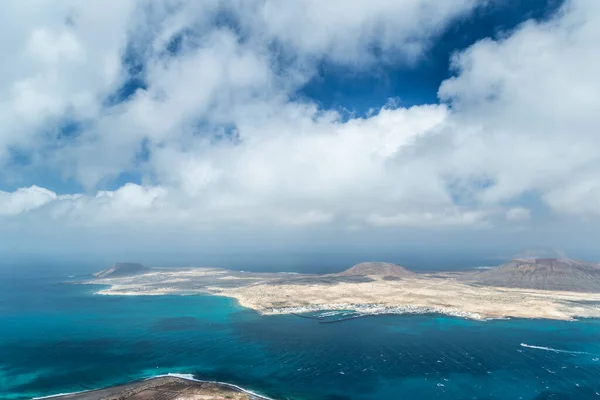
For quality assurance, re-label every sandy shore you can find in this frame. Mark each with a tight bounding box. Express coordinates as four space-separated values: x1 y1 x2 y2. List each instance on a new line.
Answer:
86 268 600 321
217 276 600 320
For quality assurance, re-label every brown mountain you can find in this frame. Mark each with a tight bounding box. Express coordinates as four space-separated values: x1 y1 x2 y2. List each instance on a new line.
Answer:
337 262 416 279
94 262 151 278
467 258 600 292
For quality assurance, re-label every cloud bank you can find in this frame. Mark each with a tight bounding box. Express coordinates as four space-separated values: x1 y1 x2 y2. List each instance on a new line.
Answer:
1 0 599 256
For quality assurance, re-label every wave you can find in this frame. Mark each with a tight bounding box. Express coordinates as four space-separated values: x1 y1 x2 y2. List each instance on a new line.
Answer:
150 372 196 380
520 343 596 356
33 391 87 399
150 373 274 399
34 372 274 400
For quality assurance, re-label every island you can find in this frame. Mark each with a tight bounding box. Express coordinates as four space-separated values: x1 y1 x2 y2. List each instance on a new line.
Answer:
85 258 600 321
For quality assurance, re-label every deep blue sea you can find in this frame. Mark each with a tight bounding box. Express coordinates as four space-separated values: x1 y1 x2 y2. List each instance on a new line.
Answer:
1 265 600 400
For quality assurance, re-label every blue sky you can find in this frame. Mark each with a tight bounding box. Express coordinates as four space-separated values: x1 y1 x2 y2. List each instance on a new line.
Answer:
300 0 564 113
1 0 600 264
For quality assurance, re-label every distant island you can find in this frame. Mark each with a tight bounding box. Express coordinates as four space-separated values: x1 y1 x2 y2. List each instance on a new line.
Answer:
93 262 151 278
85 259 600 321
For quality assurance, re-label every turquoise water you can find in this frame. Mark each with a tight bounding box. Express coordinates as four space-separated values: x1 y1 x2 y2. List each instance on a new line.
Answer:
1 268 600 399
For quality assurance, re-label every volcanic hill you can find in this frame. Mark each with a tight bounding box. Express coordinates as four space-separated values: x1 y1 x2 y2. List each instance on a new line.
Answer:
467 258 600 292
337 262 416 279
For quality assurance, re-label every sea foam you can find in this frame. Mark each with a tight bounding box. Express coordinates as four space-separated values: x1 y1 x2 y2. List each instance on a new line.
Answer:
520 343 596 356
33 391 87 399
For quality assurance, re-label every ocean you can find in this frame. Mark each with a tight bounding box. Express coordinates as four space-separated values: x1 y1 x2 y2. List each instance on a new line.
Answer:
1 265 600 399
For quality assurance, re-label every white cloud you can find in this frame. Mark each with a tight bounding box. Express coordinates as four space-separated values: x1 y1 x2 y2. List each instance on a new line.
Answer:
505 207 531 222
543 177 600 217
366 209 488 228
1 0 600 254
251 0 482 65
279 210 335 227
0 186 57 216
0 184 168 221
438 0 600 214
0 0 137 163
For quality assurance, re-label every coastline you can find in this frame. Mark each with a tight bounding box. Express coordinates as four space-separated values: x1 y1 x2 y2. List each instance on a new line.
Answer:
93 284 594 322
155 373 275 400
34 373 275 400
257 303 484 320
88 284 487 321
83 267 600 322
213 284 600 322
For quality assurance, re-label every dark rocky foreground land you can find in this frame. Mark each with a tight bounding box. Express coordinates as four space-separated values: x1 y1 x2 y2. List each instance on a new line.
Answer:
46 376 267 400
